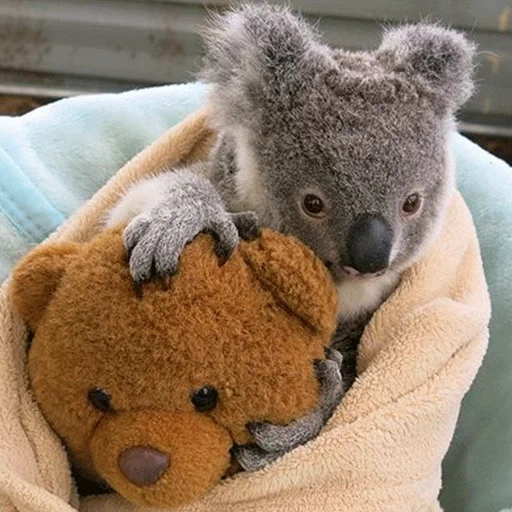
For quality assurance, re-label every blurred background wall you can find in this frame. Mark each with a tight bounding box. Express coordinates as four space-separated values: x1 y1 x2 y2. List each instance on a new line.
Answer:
0 0 510 161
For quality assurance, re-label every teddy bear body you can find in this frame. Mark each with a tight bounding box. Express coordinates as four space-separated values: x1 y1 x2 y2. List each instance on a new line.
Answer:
11 227 338 508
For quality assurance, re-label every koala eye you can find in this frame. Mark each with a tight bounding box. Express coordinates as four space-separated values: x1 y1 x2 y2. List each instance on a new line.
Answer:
88 388 113 412
402 193 423 217
190 386 218 413
302 194 327 218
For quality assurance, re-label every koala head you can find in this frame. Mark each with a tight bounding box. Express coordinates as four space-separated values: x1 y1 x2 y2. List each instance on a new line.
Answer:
200 4 476 290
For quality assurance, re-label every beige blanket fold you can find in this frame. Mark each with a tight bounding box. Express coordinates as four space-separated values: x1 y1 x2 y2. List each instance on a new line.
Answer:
0 108 490 512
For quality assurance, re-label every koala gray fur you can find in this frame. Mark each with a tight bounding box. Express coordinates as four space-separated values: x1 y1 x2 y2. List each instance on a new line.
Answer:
107 4 476 468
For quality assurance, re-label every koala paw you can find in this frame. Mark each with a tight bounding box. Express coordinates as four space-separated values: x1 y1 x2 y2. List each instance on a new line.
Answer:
123 179 259 284
246 414 324 454
314 347 345 423
232 444 283 473
237 348 345 463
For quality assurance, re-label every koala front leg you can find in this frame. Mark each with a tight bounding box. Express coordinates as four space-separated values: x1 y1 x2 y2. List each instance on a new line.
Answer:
233 348 344 472
232 445 282 472
107 167 259 283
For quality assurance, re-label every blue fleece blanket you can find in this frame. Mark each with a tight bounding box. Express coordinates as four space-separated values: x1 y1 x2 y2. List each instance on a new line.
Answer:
0 82 208 281
0 82 511 512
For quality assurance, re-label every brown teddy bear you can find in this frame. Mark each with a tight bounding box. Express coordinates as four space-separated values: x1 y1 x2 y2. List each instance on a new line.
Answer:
9 227 340 508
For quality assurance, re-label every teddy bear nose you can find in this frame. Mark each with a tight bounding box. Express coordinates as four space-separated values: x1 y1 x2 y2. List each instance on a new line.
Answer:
118 446 170 486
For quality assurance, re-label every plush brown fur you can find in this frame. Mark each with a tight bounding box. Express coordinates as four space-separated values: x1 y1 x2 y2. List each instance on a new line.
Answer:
9 227 338 509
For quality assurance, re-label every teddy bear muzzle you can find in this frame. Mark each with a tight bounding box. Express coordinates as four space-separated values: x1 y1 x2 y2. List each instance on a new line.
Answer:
89 409 233 508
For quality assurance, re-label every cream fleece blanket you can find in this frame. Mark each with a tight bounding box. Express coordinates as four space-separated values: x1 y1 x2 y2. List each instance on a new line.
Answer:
0 108 491 512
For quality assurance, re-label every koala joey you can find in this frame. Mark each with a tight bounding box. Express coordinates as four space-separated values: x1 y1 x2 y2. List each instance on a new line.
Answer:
108 5 476 470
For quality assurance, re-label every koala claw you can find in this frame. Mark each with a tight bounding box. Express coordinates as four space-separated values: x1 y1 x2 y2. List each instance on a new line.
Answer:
324 346 343 369
231 211 260 241
232 444 283 473
211 212 259 266
209 218 240 267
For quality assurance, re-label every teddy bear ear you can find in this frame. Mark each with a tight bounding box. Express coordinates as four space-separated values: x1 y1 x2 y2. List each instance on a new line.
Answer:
239 229 338 337
9 243 80 331
378 24 476 112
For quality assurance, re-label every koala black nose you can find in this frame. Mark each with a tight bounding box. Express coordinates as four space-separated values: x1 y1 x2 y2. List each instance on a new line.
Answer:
346 214 393 274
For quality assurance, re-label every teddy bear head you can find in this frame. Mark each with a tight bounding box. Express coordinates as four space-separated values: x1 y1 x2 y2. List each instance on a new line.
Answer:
9 227 338 508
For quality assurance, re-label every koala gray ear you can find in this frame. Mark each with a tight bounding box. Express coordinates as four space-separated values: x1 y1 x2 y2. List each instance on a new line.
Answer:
199 4 328 128
378 24 477 112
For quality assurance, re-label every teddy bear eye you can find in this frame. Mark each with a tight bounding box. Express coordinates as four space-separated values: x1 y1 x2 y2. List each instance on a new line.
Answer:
88 388 113 412
190 386 218 413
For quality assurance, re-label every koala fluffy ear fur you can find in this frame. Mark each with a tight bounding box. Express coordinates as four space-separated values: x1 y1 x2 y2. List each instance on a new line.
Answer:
199 4 330 129
239 230 338 338
378 24 476 112
9 243 79 331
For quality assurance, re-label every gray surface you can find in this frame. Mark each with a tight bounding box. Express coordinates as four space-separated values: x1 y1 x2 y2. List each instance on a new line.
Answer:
0 0 510 131
145 0 512 33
